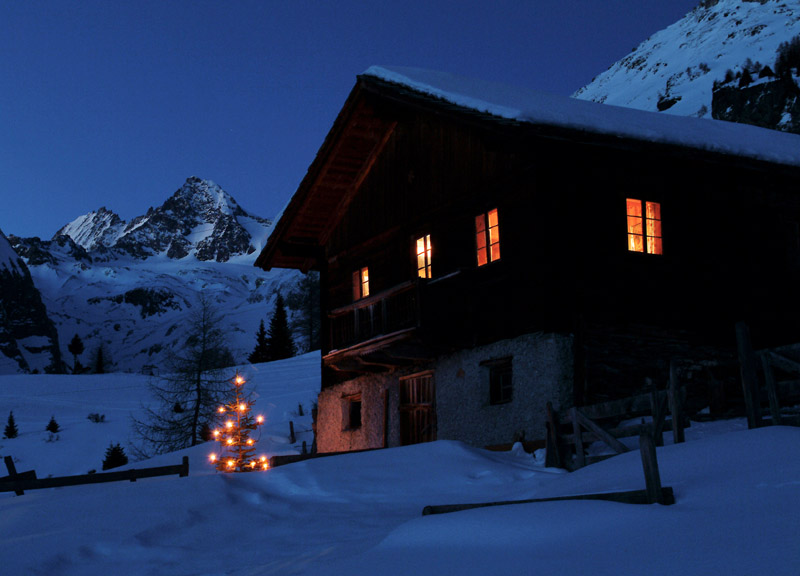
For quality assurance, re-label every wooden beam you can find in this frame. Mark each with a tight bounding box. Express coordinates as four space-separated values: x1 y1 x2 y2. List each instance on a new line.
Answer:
421 487 675 515
574 408 630 454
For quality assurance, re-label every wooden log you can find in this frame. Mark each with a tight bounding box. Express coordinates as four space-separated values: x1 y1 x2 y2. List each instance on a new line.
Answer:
573 409 629 454
570 407 586 469
736 321 763 429
421 487 675 515
668 361 685 444
639 432 664 504
760 352 783 426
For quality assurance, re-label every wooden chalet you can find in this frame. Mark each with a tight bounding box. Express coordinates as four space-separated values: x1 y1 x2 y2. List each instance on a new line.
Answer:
256 66 800 453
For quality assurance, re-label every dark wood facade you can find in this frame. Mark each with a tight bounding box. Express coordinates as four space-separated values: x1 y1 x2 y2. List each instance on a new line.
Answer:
257 72 800 446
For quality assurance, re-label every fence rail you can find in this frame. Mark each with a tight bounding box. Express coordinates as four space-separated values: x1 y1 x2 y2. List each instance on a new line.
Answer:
1 455 189 495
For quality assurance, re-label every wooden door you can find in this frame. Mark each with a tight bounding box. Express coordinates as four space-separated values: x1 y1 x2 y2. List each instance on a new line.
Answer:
400 373 436 445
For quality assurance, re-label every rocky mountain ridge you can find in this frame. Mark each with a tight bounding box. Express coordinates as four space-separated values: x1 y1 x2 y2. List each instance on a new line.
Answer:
2 178 305 375
574 0 800 133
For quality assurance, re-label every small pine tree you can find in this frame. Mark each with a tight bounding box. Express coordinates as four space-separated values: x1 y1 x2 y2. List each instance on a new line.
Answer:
248 319 270 364
68 334 85 373
266 293 296 361
46 415 60 434
102 443 129 470
4 411 19 439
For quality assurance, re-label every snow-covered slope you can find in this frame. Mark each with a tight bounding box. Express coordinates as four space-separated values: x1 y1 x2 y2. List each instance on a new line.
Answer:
1 361 797 575
5 178 307 375
574 0 800 119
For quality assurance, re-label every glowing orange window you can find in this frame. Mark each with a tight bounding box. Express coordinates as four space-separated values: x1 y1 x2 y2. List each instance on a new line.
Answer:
416 234 432 279
352 267 369 300
626 199 662 255
476 208 501 266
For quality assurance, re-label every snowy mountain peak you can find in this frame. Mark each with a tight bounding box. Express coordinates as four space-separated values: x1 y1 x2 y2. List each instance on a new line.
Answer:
55 206 125 251
55 177 272 263
574 0 800 120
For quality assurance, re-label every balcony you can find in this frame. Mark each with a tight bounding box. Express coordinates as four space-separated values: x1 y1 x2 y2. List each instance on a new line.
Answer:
328 280 420 353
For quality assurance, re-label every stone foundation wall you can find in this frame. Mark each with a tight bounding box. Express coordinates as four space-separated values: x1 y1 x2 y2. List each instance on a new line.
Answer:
316 331 574 453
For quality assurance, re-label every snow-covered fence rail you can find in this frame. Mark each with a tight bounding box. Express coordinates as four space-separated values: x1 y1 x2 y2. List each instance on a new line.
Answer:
546 363 687 471
1 455 189 496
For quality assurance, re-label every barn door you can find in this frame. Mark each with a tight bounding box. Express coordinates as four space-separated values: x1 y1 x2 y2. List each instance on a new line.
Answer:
399 372 436 445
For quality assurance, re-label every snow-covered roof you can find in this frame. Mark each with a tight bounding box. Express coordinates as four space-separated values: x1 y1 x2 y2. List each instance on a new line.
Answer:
363 66 800 169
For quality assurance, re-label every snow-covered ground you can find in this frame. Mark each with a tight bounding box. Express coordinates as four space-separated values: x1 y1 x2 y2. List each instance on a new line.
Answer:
1 352 798 575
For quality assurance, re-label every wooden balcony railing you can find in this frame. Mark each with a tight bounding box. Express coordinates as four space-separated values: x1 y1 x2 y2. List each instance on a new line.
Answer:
328 280 420 351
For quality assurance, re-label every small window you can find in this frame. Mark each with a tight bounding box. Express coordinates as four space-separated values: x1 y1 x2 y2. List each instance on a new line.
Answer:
483 357 512 405
343 393 362 430
626 199 663 255
352 267 369 300
416 234 432 278
476 208 501 266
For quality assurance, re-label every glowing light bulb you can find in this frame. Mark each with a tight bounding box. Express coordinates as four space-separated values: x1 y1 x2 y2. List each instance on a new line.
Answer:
235 375 244 386
213 429 220 437
227 438 234 445
226 421 234 429
256 415 264 424
239 403 247 412
247 438 253 445
209 454 217 462
218 406 225 413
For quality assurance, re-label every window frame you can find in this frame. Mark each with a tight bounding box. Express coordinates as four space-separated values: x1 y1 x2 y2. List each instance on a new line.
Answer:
415 234 432 279
352 266 370 301
342 392 362 431
626 198 663 255
475 208 501 267
482 357 513 405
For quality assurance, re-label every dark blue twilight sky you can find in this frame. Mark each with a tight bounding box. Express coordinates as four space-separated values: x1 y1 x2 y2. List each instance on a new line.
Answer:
1 1 699 239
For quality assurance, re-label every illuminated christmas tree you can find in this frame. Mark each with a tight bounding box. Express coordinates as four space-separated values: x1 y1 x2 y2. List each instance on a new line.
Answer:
209 371 268 472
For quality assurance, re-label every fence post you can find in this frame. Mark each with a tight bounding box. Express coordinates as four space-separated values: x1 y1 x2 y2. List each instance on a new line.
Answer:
545 402 562 468
639 432 665 504
289 421 296 444
760 352 783 426
736 321 763 429
647 378 664 446
569 407 586 469
3 456 24 496
668 361 685 444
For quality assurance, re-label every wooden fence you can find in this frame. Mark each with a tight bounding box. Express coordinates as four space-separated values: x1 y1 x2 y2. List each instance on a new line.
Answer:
546 361 687 471
1 455 189 496
736 321 800 429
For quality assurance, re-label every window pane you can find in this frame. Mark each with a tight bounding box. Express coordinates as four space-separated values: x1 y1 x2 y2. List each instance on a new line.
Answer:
647 219 662 239
361 267 369 297
628 233 643 253
477 248 488 267
487 208 499 228
626 198 642 217
648 236 663 255
475 214 486 234
646 201 660 220
490 243 501 262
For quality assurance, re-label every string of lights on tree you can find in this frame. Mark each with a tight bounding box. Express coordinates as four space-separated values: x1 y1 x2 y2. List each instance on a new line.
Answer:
209 371 269 472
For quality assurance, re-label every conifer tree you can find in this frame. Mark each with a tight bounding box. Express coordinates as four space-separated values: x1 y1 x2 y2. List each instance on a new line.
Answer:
266 293 296 361
46 415 60 434
68 334 85 373
209 372 267 472
102 443 129 470
248 319 270 364
4 411 18 439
